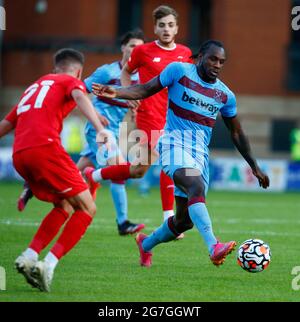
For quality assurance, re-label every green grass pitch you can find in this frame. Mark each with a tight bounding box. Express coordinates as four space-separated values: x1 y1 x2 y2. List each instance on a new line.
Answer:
0 182 300 302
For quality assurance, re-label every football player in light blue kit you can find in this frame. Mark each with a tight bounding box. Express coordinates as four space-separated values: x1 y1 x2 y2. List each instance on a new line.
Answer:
79 29 145 235
92 40 270 266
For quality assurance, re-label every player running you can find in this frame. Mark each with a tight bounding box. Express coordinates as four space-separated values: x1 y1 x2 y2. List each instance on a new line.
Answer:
92 40 270 267
85 5 192 229
79 29 145 235
16 30 146 236
0 48 112 291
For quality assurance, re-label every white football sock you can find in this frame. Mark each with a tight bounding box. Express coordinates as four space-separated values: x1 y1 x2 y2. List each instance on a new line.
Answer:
44 252 59 271
23 248 38 261
92 169 103 183
163 210 175 221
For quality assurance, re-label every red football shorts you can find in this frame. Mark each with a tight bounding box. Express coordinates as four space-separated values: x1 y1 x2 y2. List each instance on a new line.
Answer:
13 143 88 203
136 116 165 150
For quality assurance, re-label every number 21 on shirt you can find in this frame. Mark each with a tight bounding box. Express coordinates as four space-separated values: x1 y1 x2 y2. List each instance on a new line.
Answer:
17 80 54 115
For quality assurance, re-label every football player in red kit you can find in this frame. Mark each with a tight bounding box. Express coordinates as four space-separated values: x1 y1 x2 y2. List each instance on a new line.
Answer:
0 48 111 292
87 5 192 232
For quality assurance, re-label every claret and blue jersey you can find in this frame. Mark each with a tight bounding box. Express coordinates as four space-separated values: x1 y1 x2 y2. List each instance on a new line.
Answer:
157 62 237 196
159 62 237 154
84 61 139 137
82 61 139 167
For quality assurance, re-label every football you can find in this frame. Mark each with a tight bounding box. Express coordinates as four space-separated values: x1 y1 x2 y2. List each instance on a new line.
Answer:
237 239 271 273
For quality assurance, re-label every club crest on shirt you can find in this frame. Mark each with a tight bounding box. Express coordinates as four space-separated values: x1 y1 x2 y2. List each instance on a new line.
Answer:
153 57 161 62
213 89 223 103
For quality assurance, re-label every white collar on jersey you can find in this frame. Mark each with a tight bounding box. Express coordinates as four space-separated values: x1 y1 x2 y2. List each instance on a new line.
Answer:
155 40 177 51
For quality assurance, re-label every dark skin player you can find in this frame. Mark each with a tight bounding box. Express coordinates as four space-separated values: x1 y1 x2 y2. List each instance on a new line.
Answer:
92 41 270 235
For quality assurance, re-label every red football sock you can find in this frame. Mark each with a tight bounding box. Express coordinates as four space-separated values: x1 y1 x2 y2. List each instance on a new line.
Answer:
29 207 69 254
101 163 131 181
50 210 92 259
160 170 175 211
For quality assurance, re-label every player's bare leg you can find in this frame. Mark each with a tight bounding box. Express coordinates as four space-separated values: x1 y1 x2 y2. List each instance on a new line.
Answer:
17 181 33 212
78 156 101 200
123 149 177 234
84 151 145 235
90 142 178 224
88 141 180 238
132 146 182 239
88 140 152 183
77 155 94 172
124 147 176 224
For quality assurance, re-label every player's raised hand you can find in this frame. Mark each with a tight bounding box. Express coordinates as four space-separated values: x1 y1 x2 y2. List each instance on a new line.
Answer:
126 100 140 109
96 111 110 127
252 167 270 189
92 83 117 98
126 100 140 122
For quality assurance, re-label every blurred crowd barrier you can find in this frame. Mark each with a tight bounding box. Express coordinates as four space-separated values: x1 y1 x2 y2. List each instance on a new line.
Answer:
1 146 300 192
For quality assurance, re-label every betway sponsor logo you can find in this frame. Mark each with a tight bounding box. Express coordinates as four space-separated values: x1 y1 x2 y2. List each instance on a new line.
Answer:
181 91 219 115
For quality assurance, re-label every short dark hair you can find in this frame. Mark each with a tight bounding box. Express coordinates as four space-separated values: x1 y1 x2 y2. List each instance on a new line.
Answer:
191 40 224 59
54 48 84 67
152 5 178 24
120 28 145 46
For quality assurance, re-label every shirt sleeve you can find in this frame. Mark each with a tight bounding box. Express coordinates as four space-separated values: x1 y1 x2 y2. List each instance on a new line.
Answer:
5 105 18 127
127 45 142 72
66 78 86 98
220 91 237 118
159 62 183 88
84 65 110 93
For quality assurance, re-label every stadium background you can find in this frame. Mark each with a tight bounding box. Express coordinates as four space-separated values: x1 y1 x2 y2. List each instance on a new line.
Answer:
0 0 300 191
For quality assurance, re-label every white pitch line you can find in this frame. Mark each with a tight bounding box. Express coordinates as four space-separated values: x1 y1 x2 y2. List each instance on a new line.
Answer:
217 229 300 238
208 200 300 209
213 218 300 225
1 219 300 237
1 216 299 226
0 217 152 230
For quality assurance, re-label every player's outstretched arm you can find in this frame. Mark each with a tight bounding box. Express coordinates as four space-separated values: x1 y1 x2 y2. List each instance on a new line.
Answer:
223 115 270 189
92 76 164 101
0 119 14 139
